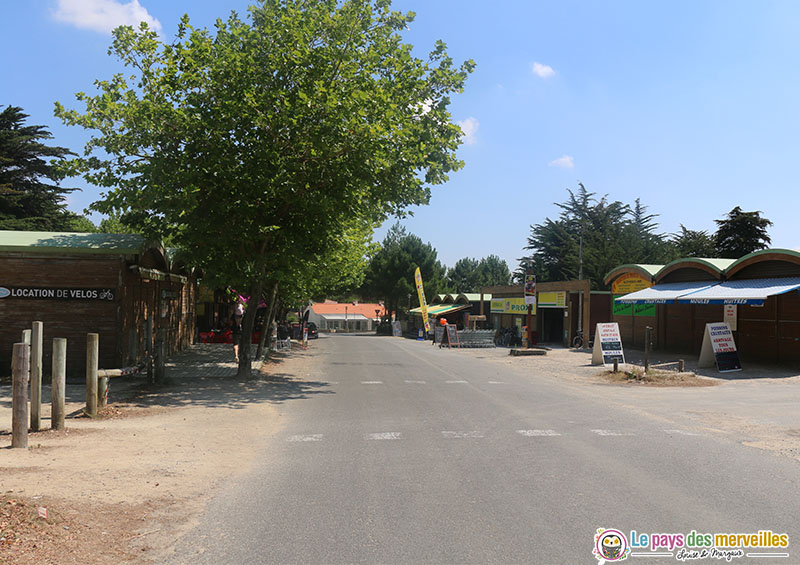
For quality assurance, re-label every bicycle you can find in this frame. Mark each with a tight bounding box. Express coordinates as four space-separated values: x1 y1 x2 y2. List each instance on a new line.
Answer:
571 330 586 349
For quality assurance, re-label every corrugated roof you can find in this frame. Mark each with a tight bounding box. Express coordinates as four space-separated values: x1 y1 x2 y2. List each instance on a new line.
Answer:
603 264 663 286
409 303 471 316
0 230 145 255
310 302 386 317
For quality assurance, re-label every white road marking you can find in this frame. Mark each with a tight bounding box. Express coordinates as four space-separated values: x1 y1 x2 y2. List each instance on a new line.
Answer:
404 380 426 384
591 429 633 436
287 434 323 442
517 429 561 437
488 381 506 384
441 431 484 439
664 429 699 436
361 381 383 384
365 432 402 440
445 380 469 384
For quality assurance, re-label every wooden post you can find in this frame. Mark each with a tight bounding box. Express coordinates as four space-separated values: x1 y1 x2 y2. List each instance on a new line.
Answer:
30 321 44 432
613 358 619 373
12 343 29 448
644 326 653 372
678 359 685 372
98 374 108 409
86 333 99 417
51 338 67 431
128 327 137 365
155 329 166 384
22 329 31 344
146 317 154 385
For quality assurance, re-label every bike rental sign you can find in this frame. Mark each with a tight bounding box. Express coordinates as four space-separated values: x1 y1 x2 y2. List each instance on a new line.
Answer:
0 286 116 301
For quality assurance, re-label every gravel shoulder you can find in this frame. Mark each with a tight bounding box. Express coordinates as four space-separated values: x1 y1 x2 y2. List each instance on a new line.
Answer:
0 344 316 564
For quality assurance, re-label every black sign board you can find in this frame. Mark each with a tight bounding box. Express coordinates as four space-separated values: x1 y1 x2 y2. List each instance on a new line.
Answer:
0 286 116 301
445 324 460 348
715 351 742 372
434 326 445 345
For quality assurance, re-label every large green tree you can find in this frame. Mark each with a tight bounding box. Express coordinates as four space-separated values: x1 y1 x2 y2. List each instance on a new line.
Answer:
0 105 92 231
671 224 718 258
447 254 511 292
519 184 671 289
56 0 473 374
361 223 446 319
714 206 772 258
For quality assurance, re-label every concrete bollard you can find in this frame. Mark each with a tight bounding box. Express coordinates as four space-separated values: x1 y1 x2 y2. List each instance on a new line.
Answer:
12 343 30 448
52 338 67 431
86 333 99 417
31 321 44 432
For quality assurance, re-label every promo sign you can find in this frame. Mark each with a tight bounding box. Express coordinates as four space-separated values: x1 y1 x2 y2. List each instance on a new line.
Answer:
524 274 536 305
611 273 652 295
698 322 742 372
591 322 625 367
490 297 530 314
0 286 115 301
537 291 567 308
414 267 430 334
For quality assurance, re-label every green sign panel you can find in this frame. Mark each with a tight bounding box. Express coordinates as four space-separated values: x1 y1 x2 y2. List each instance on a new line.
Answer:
613 296 656 317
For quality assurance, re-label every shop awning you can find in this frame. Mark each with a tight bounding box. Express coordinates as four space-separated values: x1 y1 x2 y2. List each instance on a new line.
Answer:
614 281 720 304
409 303 471 317
675 277 800 305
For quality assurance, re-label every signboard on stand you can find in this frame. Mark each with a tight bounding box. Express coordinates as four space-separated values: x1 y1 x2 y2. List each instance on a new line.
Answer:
698 322 741 372
445 324 460 348
592 323 625 367
391 321 402 337
434 325 445 345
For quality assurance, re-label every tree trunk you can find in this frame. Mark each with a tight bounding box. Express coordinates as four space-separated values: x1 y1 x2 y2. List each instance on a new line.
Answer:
237 279 264 378
256 281 279 360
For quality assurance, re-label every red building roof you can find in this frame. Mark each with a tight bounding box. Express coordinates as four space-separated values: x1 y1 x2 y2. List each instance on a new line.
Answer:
311 302 386 318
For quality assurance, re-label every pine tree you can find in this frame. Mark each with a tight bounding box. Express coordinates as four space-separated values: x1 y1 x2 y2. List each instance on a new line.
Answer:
0 105 88 231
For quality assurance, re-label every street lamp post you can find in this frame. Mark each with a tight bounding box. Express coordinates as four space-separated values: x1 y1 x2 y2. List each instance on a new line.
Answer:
345 305 348 333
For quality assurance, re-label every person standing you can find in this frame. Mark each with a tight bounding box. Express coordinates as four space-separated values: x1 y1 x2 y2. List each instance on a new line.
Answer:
231 304 244 362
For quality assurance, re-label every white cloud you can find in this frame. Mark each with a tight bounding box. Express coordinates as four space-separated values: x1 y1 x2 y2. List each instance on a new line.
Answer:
531 61 556 79
458 117 479 145
548 155 574 169
53 0 162 35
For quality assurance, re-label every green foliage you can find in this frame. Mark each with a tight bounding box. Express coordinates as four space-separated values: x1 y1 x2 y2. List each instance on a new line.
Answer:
447 254 511 292
670 224 718 258
361 223 446 317
520 184 671 289
714 206 772 259
0 105 83 231
97 212 139 234
55 0 474 299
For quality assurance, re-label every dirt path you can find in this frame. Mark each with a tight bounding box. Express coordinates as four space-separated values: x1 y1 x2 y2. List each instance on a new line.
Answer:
0 344 315 564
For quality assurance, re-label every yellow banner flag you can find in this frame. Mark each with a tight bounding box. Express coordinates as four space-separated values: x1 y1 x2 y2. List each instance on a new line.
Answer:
414 267 431 333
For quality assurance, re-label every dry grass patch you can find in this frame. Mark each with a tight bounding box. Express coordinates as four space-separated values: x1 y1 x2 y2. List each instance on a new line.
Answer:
602 366 719 387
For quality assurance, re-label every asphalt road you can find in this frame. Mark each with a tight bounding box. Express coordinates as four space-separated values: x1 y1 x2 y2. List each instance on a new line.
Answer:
171 335 800 564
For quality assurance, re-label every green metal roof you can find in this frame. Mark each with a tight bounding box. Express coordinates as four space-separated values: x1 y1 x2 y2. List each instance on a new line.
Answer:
603 264 664 285
456 293 491 303
0 230 146 255
656 257 736 280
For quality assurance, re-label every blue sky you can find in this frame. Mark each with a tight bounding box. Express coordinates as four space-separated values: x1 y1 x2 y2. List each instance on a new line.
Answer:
3 1 800 272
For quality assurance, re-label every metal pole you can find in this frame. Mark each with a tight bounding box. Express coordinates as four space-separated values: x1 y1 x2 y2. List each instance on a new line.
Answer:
52 338 67 431
12 343 30 448
30 321 44 432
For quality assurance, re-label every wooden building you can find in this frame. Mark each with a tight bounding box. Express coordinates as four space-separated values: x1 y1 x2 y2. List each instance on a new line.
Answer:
606 250 800 363
0 231 197 377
